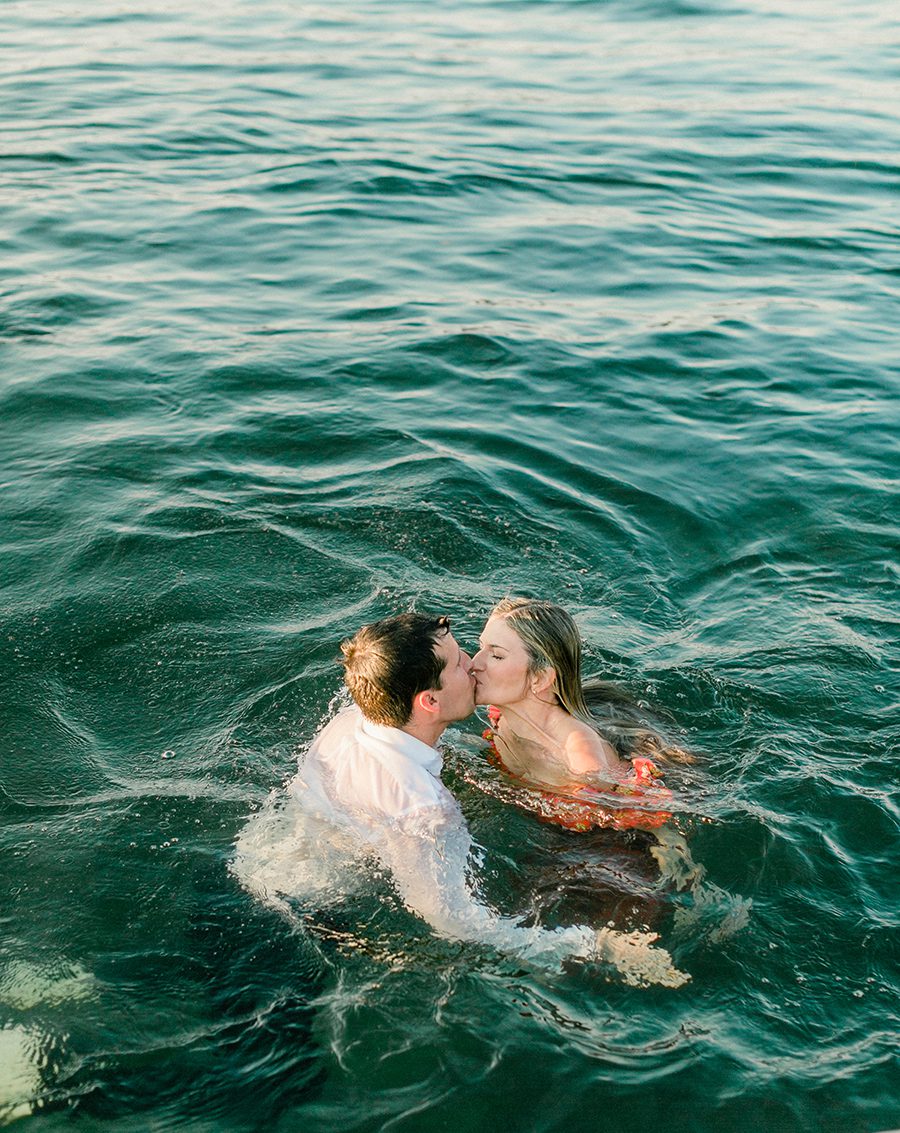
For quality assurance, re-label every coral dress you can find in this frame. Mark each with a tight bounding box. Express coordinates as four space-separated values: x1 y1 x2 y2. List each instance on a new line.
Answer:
482 706 672 833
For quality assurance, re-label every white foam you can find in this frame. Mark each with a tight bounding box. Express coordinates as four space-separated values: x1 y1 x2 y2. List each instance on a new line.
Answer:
231 788 366 918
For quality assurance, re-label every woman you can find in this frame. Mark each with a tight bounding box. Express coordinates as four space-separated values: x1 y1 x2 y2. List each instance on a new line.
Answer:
470 597 674 833
469 599 747 944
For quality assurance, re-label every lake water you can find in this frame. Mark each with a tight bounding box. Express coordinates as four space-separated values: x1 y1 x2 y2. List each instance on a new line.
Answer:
1 0 898 1129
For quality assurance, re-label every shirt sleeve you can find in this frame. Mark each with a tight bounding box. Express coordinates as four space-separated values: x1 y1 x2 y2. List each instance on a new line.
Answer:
379 801 596 965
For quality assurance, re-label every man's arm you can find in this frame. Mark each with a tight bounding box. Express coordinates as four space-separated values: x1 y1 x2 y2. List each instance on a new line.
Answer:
382 803 590 963
381 803 689 985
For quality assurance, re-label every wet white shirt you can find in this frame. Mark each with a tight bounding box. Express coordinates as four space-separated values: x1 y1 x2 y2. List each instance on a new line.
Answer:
293 706 595 963
296 706 448 827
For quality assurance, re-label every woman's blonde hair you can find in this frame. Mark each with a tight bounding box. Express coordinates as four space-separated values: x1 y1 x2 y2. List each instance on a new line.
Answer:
489 597 687 761
489 597 594 724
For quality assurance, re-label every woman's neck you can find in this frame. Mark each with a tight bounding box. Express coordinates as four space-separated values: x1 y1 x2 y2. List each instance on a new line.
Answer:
497 695 566 744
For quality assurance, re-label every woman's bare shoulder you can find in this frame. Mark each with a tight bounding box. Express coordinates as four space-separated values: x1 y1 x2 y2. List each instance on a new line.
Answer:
562 722 624 778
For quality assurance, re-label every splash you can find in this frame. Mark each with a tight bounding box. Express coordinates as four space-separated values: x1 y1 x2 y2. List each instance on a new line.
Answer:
231 788 367 920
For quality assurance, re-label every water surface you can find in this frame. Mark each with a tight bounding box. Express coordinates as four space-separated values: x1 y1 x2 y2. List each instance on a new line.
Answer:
1 0 898 1129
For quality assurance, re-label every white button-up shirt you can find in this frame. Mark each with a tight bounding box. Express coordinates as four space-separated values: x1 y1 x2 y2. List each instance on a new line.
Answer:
296 706 448 827
291 707 594 963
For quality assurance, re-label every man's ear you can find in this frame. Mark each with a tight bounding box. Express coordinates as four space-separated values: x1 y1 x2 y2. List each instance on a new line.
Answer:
530 666 557 697
414 689 440 715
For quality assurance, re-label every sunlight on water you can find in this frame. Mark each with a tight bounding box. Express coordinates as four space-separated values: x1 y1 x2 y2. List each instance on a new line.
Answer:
0 1027 40 1126
0 962 96 1126
0 961 95 1013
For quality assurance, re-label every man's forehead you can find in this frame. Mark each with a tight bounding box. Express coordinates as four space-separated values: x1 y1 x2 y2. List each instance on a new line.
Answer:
430 625 460 661
433 630 458 657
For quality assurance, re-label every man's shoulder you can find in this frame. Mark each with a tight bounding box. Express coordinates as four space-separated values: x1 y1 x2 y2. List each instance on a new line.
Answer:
309 706 447 819
309 704 361 751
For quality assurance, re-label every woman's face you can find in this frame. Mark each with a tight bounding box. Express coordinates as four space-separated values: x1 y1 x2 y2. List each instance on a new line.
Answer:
471 616 533 706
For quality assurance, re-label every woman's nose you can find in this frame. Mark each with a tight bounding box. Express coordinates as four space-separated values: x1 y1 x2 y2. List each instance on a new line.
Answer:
470 648 485 670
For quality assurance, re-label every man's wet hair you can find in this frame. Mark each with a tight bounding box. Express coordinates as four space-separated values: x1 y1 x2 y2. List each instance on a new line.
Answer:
340 613 451 727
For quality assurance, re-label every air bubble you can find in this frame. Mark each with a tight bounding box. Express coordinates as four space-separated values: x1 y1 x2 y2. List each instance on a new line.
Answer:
161 750 175 760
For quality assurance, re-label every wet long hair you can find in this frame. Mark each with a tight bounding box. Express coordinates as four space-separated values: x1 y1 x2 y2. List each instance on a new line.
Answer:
489 597 686 761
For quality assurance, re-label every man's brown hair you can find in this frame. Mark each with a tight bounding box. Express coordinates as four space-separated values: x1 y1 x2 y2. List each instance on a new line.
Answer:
340 613 451 727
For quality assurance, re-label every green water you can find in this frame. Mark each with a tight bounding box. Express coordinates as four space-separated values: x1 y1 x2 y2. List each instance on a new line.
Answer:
1 0 897 1129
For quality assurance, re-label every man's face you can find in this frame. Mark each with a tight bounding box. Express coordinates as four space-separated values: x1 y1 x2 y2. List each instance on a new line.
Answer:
431 631 476 722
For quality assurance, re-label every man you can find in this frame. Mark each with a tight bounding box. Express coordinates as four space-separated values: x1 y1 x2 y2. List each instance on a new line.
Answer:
292 612 688 981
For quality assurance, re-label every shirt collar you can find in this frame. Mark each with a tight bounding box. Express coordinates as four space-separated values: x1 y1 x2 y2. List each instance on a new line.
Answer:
359 715 443 777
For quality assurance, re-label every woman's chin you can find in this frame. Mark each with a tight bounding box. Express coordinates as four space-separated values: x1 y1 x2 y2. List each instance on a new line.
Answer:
474 688 492 706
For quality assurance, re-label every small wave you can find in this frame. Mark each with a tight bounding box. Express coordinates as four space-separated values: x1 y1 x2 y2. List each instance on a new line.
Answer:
411 331 518 367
